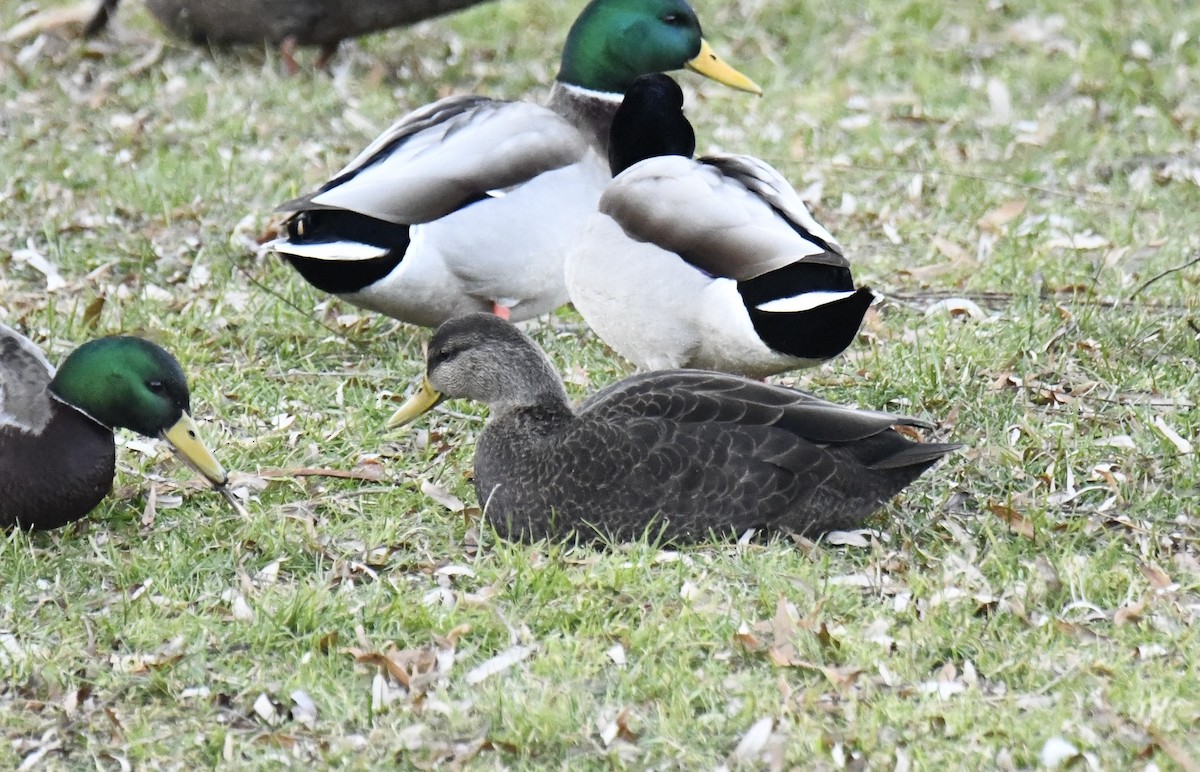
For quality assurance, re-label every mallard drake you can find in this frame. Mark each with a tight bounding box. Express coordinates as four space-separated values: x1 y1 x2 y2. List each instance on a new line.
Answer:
565 74 875 379
270 0 761 327
0 324 229 531
85 0 495 72
388 314 961 544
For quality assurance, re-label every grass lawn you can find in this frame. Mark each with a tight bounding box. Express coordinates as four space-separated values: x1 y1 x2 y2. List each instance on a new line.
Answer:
1 0 1198 767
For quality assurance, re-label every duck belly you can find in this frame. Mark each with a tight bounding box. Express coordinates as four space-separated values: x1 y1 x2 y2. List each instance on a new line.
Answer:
431 161 608 321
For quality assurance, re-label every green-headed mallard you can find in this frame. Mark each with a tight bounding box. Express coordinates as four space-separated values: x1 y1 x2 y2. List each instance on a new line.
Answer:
86 0 495 72
0 324 229 530
565 74 875 378
388 314 961 544
270 0 761 327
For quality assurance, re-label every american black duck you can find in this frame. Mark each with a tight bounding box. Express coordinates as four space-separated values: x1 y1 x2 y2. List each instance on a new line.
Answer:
388 314 962 544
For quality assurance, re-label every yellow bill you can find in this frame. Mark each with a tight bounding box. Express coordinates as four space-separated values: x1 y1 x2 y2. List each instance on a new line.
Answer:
687 39 762 95
387 376 445 429
162 412 229 487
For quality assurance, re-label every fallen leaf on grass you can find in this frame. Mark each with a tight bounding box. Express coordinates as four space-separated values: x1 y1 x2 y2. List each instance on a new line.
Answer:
1140 563 1174 590
1147 728 1200 772
978 200 1026 233
421 479 465 512
252 465 386 482
1151 416 1193 454
597 707 640 747
464 645 535 685
1113 599 1146 626
925 297 985 320
730 717 774 764
989 503 1035 539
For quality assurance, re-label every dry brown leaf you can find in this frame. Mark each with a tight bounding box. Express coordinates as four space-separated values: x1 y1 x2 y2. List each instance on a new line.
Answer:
977 200 1027 233
1140 564 1173 590
1147 728 1200 772
1113 599 1146 626
988 503 1035 539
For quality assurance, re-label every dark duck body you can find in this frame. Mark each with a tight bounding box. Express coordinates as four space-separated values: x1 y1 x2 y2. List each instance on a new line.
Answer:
0 325 229 530
86 0 495 70
389 314 962 544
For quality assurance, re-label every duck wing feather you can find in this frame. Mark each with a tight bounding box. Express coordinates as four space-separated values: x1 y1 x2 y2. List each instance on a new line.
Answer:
278 95 592 224
598 154 847 281
0 324 56 434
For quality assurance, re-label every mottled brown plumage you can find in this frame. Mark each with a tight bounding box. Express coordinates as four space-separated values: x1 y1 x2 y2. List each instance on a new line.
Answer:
86 0 493 69
389 314 962 545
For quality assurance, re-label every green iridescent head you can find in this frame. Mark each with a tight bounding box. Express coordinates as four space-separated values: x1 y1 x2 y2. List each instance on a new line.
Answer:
49 336 227 486
557 0 761 95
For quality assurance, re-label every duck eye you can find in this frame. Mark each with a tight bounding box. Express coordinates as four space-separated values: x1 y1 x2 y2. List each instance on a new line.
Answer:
661 13 684 25
147 380 165 394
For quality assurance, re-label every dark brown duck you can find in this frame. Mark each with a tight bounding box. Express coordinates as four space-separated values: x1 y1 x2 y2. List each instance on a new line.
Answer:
86 0 495 70
388 314 963 545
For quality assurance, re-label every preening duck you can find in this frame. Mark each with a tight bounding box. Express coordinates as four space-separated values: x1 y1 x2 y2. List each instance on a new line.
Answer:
0 324 229 530
388 314 961 545
271 0 761 327
565 73 875 378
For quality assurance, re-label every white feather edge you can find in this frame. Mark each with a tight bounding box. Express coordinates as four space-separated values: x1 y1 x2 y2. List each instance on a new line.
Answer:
270 239 390 262
755 289 869 313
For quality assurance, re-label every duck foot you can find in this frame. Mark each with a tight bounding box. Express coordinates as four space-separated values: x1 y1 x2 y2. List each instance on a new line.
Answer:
315 42 339 71
279 36 300 76
491 304 511 320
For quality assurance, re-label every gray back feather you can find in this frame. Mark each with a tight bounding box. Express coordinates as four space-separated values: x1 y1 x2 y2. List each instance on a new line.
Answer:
0 324 56 434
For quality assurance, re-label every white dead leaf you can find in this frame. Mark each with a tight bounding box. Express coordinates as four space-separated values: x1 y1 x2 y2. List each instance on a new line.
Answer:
978 200 1026 233
925 297 985 320
606 644 627 666
1130 40 1152 60
141 284 173 303
180 687 210 700
435 564 476 579
1136 643 1168 659
421 479 465 512
253 693 280 724
825 529 873 547
731 717 774 763
12 245 65 291
290 690 317 727
1152 416 1193 454
397 723 427 750
1044 233 1110 250
1040 737 1080 767
828 574 872 587
987 77 1013 124
231 595 255 623
918 680 966 698
464 645 535 685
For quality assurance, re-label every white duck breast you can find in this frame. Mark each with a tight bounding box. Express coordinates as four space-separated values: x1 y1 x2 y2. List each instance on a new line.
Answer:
566 153 874 378
273 95 609 324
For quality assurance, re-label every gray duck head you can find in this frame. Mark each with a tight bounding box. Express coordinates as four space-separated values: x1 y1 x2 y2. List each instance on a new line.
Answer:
389 314 568 427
